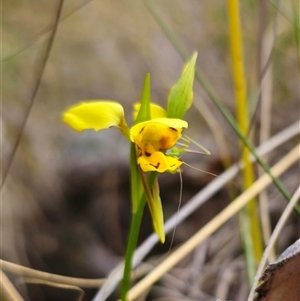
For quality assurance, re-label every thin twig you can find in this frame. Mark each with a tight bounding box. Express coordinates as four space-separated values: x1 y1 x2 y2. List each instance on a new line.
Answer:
2 0 92 62
0 270 25 301
22 278 85 301
0 259 105 288
258 23 276 262
248 0 281 134
1 0 63 189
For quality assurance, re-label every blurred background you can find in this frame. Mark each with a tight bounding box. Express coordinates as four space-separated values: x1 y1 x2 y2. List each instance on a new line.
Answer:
2 0 299 300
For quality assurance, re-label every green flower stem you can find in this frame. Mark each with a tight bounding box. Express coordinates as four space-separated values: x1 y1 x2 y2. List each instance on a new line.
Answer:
121 192 146 301
121 73 152 300
121 144 145 301
121 144 156 301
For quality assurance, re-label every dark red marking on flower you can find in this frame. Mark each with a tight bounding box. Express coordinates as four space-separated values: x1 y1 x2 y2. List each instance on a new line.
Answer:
170 159 182 168
137 146 142 157
169 127 177 132
139 126 145 134
150 162 160 169
145 151 151 157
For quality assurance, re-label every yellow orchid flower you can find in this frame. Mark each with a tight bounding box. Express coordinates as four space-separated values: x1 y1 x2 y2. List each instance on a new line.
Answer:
63 102 187 173
63 100 187 243
63 53 198 254
130 118 187 173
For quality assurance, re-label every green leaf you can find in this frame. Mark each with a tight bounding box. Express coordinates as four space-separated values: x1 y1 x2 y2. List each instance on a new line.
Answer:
167 52 198 119
135 73 151 124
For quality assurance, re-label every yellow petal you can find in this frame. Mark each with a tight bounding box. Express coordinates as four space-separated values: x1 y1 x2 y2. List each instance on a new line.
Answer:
133 103 167 121
136 124 182 152
63 101 125 132
164 156 183 171
130 118 188 142
138 152 182 173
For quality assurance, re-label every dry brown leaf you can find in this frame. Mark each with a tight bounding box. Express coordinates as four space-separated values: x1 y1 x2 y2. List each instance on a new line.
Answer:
254 239 300 301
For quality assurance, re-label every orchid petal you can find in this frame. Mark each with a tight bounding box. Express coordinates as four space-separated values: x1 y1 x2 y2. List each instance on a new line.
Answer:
130 118 187 142
133 103 167 121
138 152 182 173
63 101 126 132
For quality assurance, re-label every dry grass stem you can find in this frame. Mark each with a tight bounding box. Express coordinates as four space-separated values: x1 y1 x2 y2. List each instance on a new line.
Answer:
22 278 84 301
0 270 25 301
193 98 231 163
1 0 63 188
258 25 276 262
0 260 105 288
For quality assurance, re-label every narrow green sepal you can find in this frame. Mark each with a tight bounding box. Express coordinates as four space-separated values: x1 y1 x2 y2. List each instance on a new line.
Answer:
167 52 198 119
130 73 152 212
135 73 151 124
150 177 165 243
140 171 165 243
